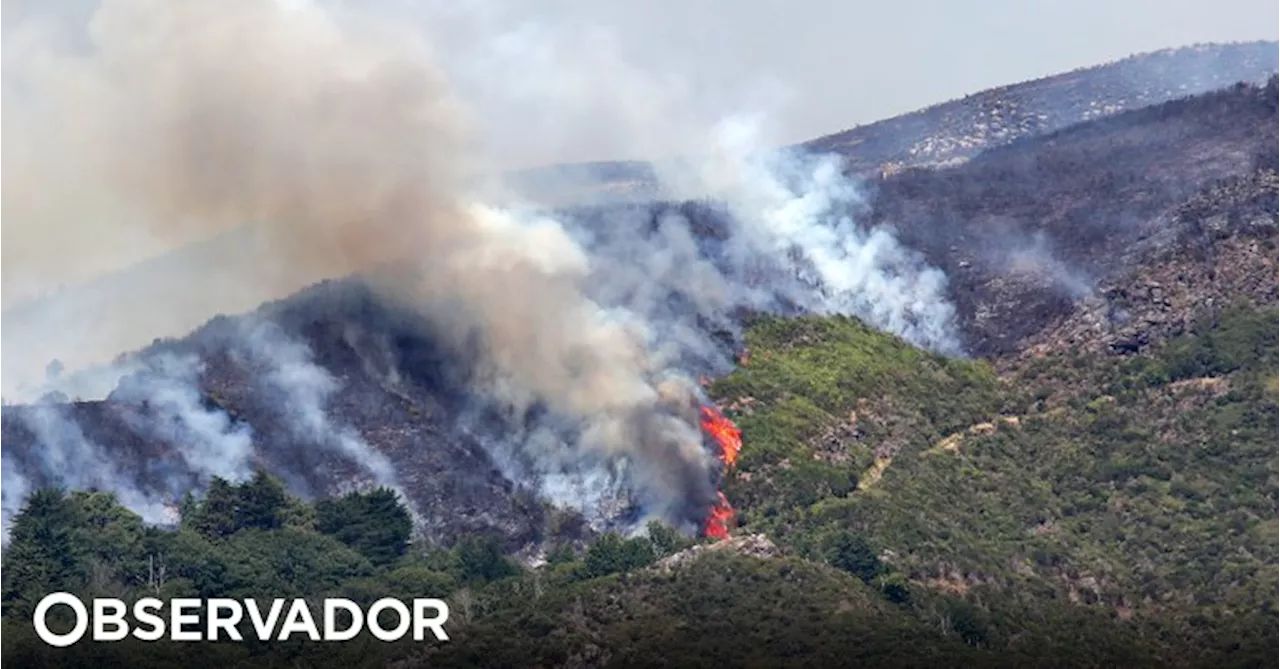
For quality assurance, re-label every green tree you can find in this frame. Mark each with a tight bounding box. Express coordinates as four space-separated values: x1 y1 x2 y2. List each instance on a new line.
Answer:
314 488 412 567
1 488 84 617
453 535 519 584
69 491 149 596
188 473 292 541
646 520 693 558
188 477 239 540
823 530 882 583
236 471 289 532
582 532 656 579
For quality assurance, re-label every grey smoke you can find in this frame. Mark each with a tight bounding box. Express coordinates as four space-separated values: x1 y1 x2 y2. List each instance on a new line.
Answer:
672 117 962 353
1002 231 1097 299
8 402 171 531
975 223 1098 299
1 453 32 545
234 319 399 489
458 135 965 522
1 0 965 533
111 353 256 486
0 353 264 539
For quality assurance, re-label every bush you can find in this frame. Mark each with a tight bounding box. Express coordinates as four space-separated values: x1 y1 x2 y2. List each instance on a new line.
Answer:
582 533 657 579
822 530 882 583
314 488 412 567
454 535 520 584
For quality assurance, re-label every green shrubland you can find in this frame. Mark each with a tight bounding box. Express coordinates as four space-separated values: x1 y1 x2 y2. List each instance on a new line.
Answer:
3 306 1275 667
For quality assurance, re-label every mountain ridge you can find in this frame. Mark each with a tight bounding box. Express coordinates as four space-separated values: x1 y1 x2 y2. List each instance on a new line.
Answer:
1 51 1278 669
4 41 1275 400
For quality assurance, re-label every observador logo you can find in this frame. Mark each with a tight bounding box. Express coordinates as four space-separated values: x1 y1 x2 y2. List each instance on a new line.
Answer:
32 593 451 646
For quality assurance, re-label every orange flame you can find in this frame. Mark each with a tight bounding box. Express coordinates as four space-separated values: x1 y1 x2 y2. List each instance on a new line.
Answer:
699 404 743 540
699 405 742 468
704 491 735 541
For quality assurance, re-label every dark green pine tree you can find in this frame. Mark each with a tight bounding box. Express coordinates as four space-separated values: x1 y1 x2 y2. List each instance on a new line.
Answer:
451 534 518 583
823 530 883 583
189 477 239 541
236 470 288 532
582 532 656 579
315 487 412 567
1 488 85 618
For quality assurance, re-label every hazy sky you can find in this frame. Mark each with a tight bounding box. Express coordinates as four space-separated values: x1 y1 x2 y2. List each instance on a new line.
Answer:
611 0 1278 136
6 0 1277 168
392 0 1279 165
0 0 1274 396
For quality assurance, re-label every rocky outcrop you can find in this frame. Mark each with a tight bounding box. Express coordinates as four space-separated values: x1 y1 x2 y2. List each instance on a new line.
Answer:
653 533 779 573
1012 170 1278 363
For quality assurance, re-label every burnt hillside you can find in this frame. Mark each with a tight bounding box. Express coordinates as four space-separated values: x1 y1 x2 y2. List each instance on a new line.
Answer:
871 76 1279 356
805 41 1279 173
1 281 558 551
542 77 1280 358
500 41 1278 203
2 77 1276 559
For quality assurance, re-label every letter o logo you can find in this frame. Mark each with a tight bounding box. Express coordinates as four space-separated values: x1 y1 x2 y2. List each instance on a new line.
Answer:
33 593 89 647
367 598 411 641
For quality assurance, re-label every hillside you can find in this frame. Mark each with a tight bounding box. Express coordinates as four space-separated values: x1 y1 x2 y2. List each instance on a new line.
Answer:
514 74 1280 360
4 301 1274 667
3 42 1273 386
496 41 1278 204
1 58 1278 669
804 41 1279 174
869 75 1279 356
1 281 563 551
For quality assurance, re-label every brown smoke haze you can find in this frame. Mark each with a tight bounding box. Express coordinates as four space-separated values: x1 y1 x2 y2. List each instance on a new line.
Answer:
2 0 463 387
1 0 982 530
4 0 469 299
2 0 718 518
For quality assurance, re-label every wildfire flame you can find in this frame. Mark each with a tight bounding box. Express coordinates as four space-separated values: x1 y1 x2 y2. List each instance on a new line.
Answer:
699 405 742 468
704 491 735 541
699 403 743 540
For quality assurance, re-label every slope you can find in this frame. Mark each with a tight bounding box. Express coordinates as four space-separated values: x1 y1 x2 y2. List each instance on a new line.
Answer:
876 75 1279 356
495 41 1278 203
699 304 1277 667
804 41 1279 173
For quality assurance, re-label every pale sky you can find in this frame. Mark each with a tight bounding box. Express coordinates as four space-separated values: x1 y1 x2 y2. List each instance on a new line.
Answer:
589 0 1279 134
5 0 1277 166
390 0 1280 165
0 0 1276 399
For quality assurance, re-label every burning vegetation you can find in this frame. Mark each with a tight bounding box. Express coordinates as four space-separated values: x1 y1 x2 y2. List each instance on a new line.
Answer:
699 404 743 540
699 405 742 468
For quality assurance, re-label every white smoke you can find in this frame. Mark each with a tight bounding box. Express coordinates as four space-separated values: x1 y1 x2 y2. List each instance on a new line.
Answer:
233 319 399 489
6 402 172 534
1 453 32 545
991 228 1096 299
652 115 963 354
111 353 256 485
1 0 964 533
0 352 266 538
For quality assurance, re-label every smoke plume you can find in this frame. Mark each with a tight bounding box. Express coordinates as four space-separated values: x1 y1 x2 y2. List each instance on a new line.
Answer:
2 0 962 532
1 453 32 544
233 319 398 489
5 401 172 535
111 353 257 487
670 115 962 353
